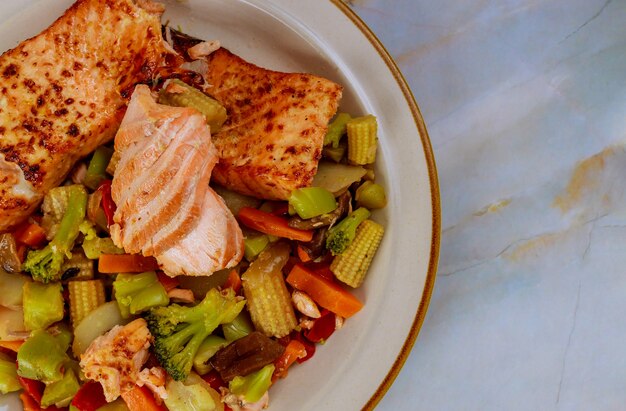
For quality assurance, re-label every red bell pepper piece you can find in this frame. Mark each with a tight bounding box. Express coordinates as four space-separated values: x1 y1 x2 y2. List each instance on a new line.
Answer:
97 180 116 227
70 380 108 411
202 370 226 391
156 272 180 292
291 332 316 363
18 376 45 405
304 310 336 343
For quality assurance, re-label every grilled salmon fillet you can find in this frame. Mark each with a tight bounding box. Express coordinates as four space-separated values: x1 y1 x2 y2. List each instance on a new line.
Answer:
0 0 174 232
205 48 343 200
110 85 244 277
80 318 152 402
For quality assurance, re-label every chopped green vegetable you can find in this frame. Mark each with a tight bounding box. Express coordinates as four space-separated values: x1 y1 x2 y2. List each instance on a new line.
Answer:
159 79 227 133
193 335 228 375
17 329 70 383
113 272 169 319
222 311 254 342
326 207 371 256
84 146 113 190
322 143 346 163
82 237 125 259
0 353 20 395
24 185 88 283
244 234 269 262
229 364 274 403
355 181 387 209
41 369 80 408
23 281 64 330
324 113 352 148
165 376 217 411
288 187 337 220
146 288 245 381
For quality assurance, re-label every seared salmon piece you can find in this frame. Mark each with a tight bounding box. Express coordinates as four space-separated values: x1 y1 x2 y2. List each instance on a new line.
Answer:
0 0 175 232
204 48 343 200
110 85 243 277
80 318 152 402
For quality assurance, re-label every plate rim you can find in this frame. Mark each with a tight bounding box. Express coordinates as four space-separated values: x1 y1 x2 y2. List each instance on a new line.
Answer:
327 1 441 409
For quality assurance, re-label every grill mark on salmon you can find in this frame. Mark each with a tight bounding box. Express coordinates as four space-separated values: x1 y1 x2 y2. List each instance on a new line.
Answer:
204 48 342 200
0 0 175 232
110 85 243 277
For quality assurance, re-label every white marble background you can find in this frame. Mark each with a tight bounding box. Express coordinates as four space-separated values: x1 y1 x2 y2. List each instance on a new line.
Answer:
348 0 626 410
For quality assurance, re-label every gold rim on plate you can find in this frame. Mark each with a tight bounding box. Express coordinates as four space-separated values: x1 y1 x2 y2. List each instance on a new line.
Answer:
328 1 441 409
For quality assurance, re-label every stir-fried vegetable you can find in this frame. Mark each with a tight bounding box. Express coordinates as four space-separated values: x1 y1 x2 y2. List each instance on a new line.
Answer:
238 207 313 242
286 264 363 318
241 243 297 338
330 219 384 288
23 282 64 330
355 180 387 209
323 113 351 148
228 364 275 403
113 272 170 319
288 187 337 219
346 114 377 165
84 146 114 190
17 329 70 383
159 79 228 133
24 185 88 283
147 288 245 381
326 207 371 256
193 336 228 375
72 301 125 357
0 353 20 395
211 332 283 383
41 369 80 408
68 279 106 327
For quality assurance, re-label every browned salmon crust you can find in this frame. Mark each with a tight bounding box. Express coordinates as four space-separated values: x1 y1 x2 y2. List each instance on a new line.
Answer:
205 48 343 200
0 0 174 232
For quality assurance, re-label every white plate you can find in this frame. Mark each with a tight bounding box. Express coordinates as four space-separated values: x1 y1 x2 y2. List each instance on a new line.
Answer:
0 1 440 410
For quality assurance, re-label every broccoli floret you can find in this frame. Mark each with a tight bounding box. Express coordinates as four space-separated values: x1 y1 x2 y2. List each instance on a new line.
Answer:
326 207 371 255
24 185 88 283
146 288 245 381
113 271 169 319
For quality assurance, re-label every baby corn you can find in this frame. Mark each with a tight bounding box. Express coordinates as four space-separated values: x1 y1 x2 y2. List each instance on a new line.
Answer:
241 243 297 338
346 115 378 165
331 219 384 288
68 279 105 328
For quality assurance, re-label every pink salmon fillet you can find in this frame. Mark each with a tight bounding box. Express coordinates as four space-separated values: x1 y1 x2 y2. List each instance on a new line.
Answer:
0 0 174 232
110 85 243 277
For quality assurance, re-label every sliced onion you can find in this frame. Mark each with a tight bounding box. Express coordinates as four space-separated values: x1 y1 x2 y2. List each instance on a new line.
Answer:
72 301 126 357
312 162 367 195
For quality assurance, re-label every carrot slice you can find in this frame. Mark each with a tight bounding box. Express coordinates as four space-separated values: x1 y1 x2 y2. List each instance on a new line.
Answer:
98 254 160 274
156 272 179 292
237 207 313 242
273 339 307 381
121 385 167 411
20 392 42 411
222 269 242 293
0 340 23 352
296 245 312 262
13 222 46 247
286 264 363 318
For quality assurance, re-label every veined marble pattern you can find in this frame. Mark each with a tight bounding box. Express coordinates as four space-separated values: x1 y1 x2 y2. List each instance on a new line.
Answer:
348 0 626 410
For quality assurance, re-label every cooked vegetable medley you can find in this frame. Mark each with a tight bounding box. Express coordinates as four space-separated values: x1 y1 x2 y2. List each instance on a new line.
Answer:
0 1 388 410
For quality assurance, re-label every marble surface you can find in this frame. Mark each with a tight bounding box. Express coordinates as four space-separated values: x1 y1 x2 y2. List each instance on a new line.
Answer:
348 0 626 410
